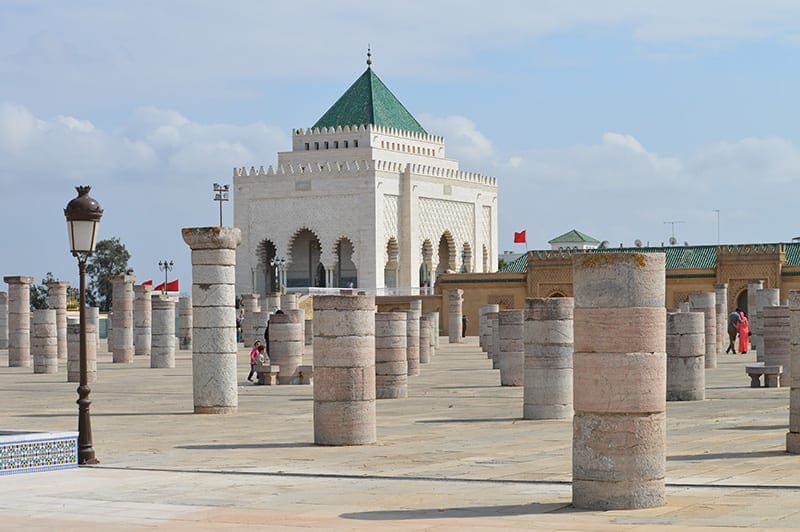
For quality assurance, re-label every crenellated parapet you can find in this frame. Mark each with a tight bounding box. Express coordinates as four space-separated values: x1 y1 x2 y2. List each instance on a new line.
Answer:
376 160 496 186
235 158 496 186
718 243 785 256
293 123 444 145
234 160 372 178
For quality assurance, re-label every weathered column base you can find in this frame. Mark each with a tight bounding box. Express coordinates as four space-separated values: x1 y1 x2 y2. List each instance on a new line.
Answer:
194 406 238 415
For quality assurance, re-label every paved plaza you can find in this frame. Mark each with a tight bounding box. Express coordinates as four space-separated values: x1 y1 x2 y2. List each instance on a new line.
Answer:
0 337 798 530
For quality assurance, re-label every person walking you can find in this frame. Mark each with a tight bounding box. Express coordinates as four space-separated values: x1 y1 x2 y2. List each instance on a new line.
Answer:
726 308 743 354
461 315 468 338
737 310 750 354
247 340 261 382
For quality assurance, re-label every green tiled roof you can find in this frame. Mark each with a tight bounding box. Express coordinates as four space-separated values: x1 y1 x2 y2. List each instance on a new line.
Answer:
510 245 719 272
548 229 600 244
501 254 528 272
786 243 800 265
598 246 718 269
312 67 427 134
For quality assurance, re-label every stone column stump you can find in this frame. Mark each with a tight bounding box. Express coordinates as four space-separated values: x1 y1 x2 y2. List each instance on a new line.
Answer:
747 280 765 359
498 309 524 386
666 311 705 401
281 293 298 310
787 291 800 453
265 292 281 314
313 293 376 445
480 305 499 356
4 276 34 367
0 292 8 350
67 321 97 383
241 294 260 347
572 253 666 510
714 283 728 356
375 312 407 399
269 309 305 384
405 301 421 376
490 314 500 369
182 226 241 414
419 314 431 364
152 294 177 368
32 309 58 374
86 306 100 349
689 292 717 369
524 297 574 419
755 288 780 362
762 305 790 386
133 284 153 357
110 274 136 363
178 296 193 350
432 311 440 348
45 280 69 361
448 289 463 343
425 313 437 357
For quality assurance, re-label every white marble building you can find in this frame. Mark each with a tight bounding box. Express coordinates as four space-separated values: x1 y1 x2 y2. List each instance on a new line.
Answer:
233 63 498 294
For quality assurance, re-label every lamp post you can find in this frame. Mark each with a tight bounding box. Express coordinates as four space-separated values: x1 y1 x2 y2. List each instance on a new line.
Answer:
158 260 174 294
270 256 286 294
213 183 229 227
64 185 103 465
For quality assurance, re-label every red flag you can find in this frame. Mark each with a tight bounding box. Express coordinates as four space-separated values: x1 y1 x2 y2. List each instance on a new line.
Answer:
142 280 153 286
154 279 179 292
513 230 526 244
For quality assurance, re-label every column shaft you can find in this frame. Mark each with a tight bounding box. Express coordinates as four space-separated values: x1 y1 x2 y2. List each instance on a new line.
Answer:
666 311 705 401
572 253 666 510
524 297 574 419
498 309 524 386
182 226 242 414
375 312 407 399
313 293 376 445
152 295 177 368
4 276 33 367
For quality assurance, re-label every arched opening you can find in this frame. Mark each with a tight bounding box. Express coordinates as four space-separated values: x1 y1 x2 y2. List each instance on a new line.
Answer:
436 231 456 276
548 291 566 298
335 237 358 288
482 244 489 273
420 239 433 290
460 242 473 273
737 290 748 315
287 229 322 288
384 237 399 289
256 239 277 293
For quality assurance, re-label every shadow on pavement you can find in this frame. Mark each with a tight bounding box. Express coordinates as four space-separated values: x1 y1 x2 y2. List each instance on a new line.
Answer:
176 442 315 450
340 502 571 520
668 450 786 461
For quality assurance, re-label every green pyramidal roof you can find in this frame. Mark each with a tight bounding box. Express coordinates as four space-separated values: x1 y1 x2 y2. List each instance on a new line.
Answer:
312 67 427 135
548 229 600 244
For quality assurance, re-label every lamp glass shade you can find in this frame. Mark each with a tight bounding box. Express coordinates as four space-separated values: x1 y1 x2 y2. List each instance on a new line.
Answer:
67 219 99 253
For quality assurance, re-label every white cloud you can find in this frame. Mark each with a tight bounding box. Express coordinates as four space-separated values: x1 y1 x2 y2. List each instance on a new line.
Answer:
418 114 494 165
0 102 290 290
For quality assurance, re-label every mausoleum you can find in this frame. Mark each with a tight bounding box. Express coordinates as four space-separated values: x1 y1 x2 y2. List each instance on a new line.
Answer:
233 58 498 294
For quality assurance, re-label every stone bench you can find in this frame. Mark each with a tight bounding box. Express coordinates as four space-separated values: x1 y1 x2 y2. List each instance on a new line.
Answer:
255 364 280 385
298 365 313 385
745 364 783 388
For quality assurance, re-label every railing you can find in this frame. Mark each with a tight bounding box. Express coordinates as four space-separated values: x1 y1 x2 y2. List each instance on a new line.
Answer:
286 286 435 297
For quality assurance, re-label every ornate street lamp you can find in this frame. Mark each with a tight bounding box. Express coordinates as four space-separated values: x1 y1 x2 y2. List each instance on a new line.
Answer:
158 260 174 294
270 256 286 293
213 183 229 227
64 185 103 465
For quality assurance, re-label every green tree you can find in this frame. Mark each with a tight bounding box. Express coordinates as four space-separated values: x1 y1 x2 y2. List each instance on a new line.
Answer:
86 237 132 311
29 272 57 310
497 258 507 271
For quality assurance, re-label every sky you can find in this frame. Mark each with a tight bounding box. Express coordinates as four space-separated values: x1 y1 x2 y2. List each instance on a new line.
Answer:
1 0 800 290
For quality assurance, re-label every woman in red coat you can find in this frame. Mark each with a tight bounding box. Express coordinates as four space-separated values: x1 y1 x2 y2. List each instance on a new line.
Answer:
737 311 750 354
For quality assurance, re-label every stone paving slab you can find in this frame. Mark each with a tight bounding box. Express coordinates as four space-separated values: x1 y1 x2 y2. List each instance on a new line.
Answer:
0 338 798 530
